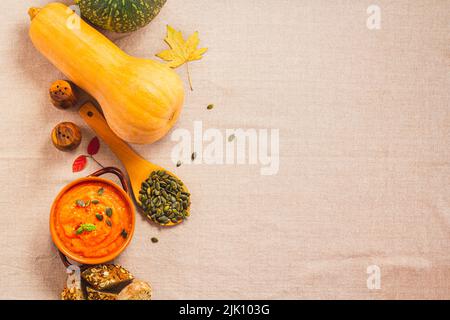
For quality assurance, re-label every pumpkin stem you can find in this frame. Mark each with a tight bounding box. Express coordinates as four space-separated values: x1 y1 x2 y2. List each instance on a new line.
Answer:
28 7 41 20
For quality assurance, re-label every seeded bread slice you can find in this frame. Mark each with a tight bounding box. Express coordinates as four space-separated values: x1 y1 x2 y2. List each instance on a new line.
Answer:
82 264 134 291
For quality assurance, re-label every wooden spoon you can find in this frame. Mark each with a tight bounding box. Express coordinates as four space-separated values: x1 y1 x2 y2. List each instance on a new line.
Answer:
79 102 190 227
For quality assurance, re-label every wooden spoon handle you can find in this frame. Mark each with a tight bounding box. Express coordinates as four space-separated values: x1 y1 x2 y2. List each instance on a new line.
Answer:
79 102 143 167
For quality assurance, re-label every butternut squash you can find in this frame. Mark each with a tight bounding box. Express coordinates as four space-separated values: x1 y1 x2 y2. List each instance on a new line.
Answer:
29 3 184 144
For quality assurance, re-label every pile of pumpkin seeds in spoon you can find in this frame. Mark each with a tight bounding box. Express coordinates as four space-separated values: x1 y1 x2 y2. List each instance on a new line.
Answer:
139 170 191 225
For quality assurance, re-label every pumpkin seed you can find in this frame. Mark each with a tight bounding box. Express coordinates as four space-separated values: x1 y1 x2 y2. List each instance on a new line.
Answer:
151 237 159 243
207 104 214 110
176 161 182 167
96 214 103 221
105 208 113 217
157 216 169 224
191 152 197 161
76 200 85 207
228 134 236 142
106 220 112 227
121 229 128 239
98 188 104 195
140 170 190 225
92 199 100 205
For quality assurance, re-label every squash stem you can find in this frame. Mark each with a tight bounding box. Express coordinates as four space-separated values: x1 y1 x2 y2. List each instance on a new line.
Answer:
186 63 194 91
28 7 41 20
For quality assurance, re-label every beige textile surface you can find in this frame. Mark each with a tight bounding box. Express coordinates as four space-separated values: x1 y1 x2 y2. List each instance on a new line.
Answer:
0 0 450 299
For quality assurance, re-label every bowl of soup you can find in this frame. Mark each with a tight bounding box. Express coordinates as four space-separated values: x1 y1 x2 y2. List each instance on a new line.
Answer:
50 167 135 265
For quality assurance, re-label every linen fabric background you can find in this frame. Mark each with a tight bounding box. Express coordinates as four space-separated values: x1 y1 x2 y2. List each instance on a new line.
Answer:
0 0 449 299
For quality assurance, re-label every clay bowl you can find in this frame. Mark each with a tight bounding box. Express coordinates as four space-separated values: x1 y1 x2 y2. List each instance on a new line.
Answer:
50 167 135 266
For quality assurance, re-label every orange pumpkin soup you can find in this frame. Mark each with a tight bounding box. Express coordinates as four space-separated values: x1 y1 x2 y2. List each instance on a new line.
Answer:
53 181 132 259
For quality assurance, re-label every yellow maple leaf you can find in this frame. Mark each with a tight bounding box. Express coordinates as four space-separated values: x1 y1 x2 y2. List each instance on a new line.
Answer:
156 25 208 91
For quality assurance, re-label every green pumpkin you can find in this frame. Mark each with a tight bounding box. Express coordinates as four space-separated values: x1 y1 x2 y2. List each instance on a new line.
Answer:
75 0 167 33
